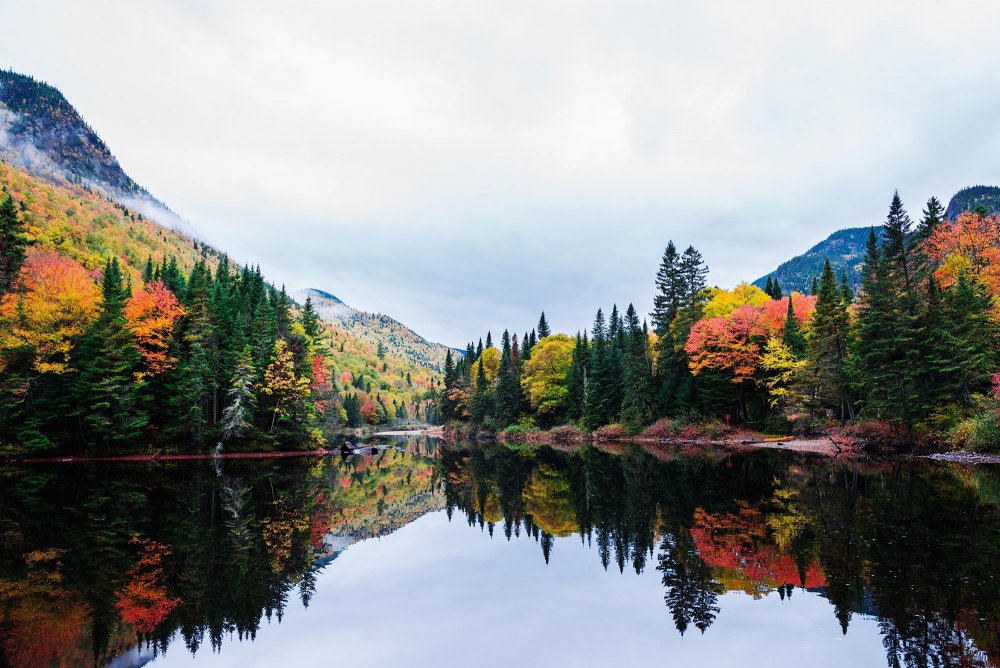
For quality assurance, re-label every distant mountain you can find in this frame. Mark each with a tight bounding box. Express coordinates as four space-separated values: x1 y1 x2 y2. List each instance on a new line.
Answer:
756 185 1000 293
945 185 1000 219
754 227 879 293
297 288 450 372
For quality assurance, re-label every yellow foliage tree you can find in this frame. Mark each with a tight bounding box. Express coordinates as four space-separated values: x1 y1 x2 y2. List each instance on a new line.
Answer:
469 346 501 384
520 334 574 417
703 282 771 319
0 249 100 374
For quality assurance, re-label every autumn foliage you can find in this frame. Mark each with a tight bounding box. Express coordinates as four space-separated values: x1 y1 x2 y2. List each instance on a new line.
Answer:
114 537 179 634
0 249 100 374
124 279 185 380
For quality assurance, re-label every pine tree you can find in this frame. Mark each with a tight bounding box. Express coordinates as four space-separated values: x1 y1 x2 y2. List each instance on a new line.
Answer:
0 194 29 296
764 276 774 299
73 258 147 447
916 195 945 242
805 260 852 421
565 331 588 421
471 361 492 424
537 312 551 339
652 241 683 333
494 330 520 426
782 296 806 356
621 304 653 427
222 346 256 440
301 295 320 341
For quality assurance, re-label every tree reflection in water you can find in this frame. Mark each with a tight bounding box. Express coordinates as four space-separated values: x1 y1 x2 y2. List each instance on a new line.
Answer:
436 443 1000 667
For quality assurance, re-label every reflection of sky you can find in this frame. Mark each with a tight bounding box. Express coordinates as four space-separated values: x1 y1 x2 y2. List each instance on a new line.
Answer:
150 510 886 667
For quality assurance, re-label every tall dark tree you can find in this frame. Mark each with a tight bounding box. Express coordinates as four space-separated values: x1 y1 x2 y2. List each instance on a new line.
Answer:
0 194 29 296
73 258 147 446
621 304 653 427
536 312 551 339
805 260 852 421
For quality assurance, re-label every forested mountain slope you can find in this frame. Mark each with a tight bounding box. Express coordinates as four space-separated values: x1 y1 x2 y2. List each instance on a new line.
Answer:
0 71 442 451
298 288 450 373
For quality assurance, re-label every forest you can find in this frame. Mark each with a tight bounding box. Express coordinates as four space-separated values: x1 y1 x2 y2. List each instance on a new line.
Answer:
443 192 1000 450
0 166 442 454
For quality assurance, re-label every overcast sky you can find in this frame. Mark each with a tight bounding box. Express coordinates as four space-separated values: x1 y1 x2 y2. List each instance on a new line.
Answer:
1 1 998 346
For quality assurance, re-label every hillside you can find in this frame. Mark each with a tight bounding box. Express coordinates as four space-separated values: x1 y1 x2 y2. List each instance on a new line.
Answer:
946 185 1000 219
297 288 450 373
754 227 876 293
0 70 172 218
756 185 1000 293
0 70 442 434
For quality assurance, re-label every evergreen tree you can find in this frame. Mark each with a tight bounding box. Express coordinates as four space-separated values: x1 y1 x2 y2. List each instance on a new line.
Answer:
0 194 29 296
916 195 945 242
564 331 587 422
471 361 492 424
805 260 852 421
537 312 551 339
782 296 806 356
494 330 520 426
222 346 256 440
301 295 320 341
621 304 654 427
73 258 147 446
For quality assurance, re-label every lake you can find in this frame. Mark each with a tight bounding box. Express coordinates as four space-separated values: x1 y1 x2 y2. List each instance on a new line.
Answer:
1 438 998 667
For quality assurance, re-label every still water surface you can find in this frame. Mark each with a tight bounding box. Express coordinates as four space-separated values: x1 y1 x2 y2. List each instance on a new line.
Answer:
1 438 998 667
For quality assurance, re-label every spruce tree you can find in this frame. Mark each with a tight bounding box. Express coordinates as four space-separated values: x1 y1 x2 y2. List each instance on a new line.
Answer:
805 261 852 421
73 258 147 447
222 346 256 440
537 312 551 339
0 194 28 296
782 296 806 356
494 330 520 426
565 331 588 421
916 195 945 242
621 304 653 427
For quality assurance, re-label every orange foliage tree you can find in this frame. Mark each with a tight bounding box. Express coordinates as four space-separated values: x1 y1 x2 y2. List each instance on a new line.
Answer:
685 294 815 384
123 279 185 380
0 249 100 374
924 211 1000 301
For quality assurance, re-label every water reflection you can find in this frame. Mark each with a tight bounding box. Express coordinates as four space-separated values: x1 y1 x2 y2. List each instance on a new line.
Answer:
0 440 998 668
0 439 441 667
436 443 1000 666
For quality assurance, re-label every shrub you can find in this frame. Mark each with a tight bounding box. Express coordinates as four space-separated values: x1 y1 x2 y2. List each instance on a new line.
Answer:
642 419 679 439
550 424 584 443
594 423 625 440
970 410 1000 452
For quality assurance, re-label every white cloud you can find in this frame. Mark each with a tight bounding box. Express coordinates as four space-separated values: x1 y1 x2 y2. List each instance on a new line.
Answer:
2 0 999 344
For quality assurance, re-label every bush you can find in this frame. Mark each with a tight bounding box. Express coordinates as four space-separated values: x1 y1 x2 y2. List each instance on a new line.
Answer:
503 424 530 436
970 410 1000 452
594 423 625 440
642 419 679 439
550 424 585 443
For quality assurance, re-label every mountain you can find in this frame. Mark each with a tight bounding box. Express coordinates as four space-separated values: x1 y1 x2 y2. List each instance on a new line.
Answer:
0 70 442 420
945 185 1000 219
297 288 450 373
0 70 180 227
756 185 1000 293
754 227 878 293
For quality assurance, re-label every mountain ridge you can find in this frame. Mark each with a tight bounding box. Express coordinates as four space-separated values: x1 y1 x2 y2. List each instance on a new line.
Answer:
755 186 1000 293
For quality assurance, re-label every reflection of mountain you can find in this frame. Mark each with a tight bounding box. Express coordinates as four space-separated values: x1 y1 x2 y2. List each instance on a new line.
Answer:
437 444 1000 666
0 451 441 668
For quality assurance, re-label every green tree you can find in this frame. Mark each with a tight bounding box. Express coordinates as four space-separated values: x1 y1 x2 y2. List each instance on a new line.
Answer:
0 194 29 296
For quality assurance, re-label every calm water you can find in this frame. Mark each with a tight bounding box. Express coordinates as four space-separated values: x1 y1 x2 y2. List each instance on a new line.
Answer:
1 439 999 668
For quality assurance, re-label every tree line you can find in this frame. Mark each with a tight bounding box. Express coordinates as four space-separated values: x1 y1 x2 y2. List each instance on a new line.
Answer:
444 192 1000 446
0 193 344 452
